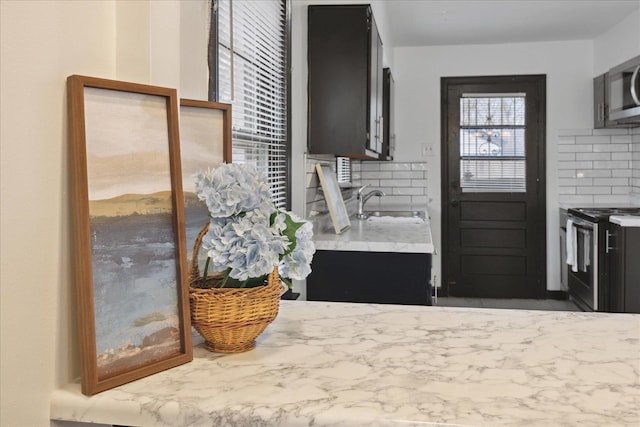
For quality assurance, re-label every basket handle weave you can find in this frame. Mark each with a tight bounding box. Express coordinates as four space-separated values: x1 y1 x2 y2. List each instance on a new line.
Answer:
189 222 211 283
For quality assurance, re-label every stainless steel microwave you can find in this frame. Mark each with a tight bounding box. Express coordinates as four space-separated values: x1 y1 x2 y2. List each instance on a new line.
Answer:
608 55 640 125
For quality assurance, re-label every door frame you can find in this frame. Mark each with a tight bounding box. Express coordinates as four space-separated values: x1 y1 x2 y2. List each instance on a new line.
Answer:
440 74 547 298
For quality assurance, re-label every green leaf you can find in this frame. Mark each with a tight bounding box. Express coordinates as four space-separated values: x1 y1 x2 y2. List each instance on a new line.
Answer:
280 276 293 290
223 274 269 288
278 212 305 257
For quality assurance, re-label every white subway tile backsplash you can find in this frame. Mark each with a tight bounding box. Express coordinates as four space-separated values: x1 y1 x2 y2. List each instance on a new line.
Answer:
576 135 611 145
557 128 636 201
380 163 411 171
593 143 629 152
380 179 411 187
611 135 633 143
360 179 380 187
559 195 595 204
393 171 423 179
559 178 593 186
365 171 393 179
612 186 632 194
305 159 435 225
576 169 612 178
380 195 412 206
612 169 632 177
593 128 631 136
559 161 593 169
577 187 611 195
593 161 630 169
361 163 381 171
593 178 629 186
612 152 633 161
592 195 635 204
576 152 610 161
393 187 424 196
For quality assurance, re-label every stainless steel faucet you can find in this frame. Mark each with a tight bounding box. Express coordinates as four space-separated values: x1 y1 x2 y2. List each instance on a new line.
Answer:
356 184 385 219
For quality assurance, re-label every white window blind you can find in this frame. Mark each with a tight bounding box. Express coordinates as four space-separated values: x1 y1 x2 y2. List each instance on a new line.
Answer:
459 94 527 193
336 157 352 188
216 0 289 209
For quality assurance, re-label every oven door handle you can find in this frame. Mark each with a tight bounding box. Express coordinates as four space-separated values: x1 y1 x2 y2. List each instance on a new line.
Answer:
568 218 594 231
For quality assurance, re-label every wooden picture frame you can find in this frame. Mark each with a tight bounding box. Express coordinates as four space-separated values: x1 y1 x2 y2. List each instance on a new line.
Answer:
316 164 351 234
67 75 192 395
179 99 231 260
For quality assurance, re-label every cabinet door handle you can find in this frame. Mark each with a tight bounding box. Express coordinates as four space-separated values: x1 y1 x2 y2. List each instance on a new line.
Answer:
631 65 640 106
374 117 380 141
606 230 615 253
598 103 603 122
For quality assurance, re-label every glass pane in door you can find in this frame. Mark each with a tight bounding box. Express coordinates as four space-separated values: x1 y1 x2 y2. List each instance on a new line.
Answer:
459 94 526 192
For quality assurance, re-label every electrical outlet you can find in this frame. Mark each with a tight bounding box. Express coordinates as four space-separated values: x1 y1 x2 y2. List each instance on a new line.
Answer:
422 144 435 157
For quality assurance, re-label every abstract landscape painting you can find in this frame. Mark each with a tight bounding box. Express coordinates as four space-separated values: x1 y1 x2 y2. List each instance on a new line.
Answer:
68 75 191 395
179 99 231 264
84 86 182 379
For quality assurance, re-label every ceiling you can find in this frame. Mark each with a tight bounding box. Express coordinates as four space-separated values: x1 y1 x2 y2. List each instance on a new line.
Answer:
383 0 640 47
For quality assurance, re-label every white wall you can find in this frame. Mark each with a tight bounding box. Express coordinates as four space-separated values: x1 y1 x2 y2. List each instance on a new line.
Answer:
393 40 594 291
1 2 114 425
0 1 189 425
593 8 640 75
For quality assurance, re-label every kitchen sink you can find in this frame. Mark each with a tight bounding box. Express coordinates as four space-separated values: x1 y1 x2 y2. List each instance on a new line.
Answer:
358 210 426 221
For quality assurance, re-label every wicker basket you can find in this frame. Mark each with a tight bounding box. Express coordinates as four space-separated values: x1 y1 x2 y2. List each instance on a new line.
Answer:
189 223 283 353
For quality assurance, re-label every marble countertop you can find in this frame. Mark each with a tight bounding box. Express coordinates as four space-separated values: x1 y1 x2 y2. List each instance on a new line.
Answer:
610 215 640 227
51 301 640 426
312 209 434 253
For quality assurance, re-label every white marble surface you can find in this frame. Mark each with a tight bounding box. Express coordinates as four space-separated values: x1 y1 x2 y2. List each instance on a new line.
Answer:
313 211 434 253
610 215 640 227
51 301 640 426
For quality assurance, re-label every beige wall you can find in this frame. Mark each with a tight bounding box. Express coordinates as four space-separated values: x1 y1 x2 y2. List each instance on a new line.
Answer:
0 1 195 425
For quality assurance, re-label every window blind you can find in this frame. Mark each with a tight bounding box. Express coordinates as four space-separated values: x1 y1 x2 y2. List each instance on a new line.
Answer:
215 0 289 209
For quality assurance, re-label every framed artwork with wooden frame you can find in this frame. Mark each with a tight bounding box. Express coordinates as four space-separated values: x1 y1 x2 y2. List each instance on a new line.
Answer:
316 164 351 234
67 75 193 395
179 99 232 261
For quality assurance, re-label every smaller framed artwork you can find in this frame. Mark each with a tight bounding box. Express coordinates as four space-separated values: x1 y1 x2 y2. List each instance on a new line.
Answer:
316 164 351 234
179 99 232 259
67 75 193 395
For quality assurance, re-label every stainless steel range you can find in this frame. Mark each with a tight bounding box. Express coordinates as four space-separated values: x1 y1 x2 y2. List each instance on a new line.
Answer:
566 207 640 311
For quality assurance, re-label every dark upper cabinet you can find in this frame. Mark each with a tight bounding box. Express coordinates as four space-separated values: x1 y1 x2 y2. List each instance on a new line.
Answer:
593 73 617 128
308 5 384 159
382 67 395 160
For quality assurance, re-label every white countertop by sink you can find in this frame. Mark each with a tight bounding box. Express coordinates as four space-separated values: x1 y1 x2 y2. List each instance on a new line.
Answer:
50 301 640 426
610 215 640 227
312 209 434 253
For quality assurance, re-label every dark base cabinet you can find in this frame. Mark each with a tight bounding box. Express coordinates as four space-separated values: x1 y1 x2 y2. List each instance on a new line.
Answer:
307 250 432 305
608 225 640 313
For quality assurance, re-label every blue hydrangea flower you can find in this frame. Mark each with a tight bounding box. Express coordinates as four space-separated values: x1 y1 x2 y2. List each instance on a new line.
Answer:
193 163 273 218
279 213 315 280
201 211 289 281
193 163 315 286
